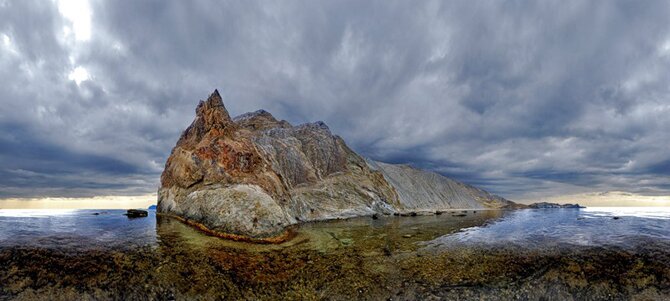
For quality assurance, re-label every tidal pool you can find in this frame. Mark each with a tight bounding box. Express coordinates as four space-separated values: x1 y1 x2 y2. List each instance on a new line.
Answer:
0 208 668 300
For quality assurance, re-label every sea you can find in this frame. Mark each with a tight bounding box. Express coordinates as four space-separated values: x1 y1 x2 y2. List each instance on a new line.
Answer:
1 207 668 251
0 207 668 299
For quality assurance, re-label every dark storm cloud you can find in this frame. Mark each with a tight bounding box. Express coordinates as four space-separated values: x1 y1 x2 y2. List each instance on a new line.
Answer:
1 0 669 199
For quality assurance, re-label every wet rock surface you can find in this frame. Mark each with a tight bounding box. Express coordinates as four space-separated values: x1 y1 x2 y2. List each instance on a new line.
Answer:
1 235 667 300
124 209 148 218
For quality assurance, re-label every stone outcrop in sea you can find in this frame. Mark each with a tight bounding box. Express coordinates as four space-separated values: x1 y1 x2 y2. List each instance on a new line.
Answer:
528 202 585 209
158 90 515 241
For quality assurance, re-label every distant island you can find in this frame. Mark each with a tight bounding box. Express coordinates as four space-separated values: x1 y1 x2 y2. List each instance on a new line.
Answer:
527 202 585 209
157 90 519 241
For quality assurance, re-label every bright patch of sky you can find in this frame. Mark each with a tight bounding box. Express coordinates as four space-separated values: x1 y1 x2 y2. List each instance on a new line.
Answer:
56 0 92 41
660 39 670 56
1 33 17 55
54 0 93 85
68 65 90 85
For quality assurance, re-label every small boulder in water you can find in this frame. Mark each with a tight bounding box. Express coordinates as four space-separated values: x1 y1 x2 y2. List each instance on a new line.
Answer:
612 216 621 220
125 209 148 218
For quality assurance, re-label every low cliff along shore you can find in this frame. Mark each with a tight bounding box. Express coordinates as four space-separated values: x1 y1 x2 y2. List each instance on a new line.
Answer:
157 90 514 242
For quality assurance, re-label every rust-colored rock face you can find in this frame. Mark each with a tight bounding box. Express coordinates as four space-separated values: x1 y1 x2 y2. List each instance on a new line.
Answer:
158 90 400 239
160 91 283 199
158 90 512 240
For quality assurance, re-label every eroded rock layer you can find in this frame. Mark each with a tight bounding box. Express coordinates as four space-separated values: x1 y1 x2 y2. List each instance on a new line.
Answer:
158 90 511 239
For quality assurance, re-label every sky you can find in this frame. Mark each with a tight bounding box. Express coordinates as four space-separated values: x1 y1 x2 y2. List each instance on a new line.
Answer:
0 0 669 206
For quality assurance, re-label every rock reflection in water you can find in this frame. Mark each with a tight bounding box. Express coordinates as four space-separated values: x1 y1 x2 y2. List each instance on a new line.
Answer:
0 210 668 300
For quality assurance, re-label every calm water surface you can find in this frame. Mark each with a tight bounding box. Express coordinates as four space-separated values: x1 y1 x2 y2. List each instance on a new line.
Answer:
424 207 670 250
1 207 669 300
0 207 668 251
0 209 158 251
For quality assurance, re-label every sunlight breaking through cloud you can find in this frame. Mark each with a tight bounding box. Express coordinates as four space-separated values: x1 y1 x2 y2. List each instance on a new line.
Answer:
56 0 91 41
68 66 90 85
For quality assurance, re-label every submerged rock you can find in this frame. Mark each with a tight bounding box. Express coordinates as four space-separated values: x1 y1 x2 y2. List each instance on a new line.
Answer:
158 90 516 240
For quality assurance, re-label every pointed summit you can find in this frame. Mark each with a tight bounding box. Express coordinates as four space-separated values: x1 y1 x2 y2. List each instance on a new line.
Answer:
196 89 233 125
176 89 236 146
192 89 235 136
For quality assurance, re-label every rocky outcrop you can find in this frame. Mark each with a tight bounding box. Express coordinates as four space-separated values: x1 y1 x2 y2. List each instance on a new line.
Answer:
125 209 148 218
367 160 513 211
158 90 513 241
528 202 585 209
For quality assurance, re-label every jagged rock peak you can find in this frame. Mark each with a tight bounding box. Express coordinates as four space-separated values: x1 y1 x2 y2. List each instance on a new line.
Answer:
195 89 233 129
175 90 236 145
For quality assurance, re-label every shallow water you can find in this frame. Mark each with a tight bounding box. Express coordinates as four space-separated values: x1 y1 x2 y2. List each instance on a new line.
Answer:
424 207 670 250
1 207 667 252
0 209 506 253
0 209 158 251
0 208 669 300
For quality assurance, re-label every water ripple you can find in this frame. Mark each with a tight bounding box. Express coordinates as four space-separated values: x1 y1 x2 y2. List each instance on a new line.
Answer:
423 207 670 250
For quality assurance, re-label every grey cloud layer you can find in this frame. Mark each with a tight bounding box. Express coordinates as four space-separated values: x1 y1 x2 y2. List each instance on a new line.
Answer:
1 0 669 199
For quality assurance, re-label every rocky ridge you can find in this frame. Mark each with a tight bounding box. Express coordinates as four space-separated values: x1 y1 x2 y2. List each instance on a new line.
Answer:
367 160 511 211
158 90 514 241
